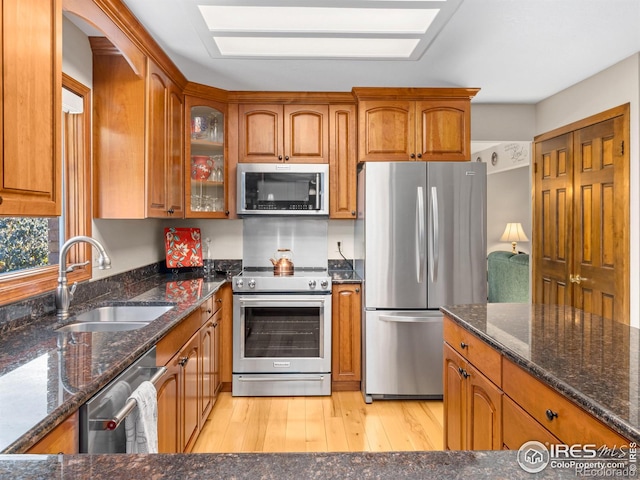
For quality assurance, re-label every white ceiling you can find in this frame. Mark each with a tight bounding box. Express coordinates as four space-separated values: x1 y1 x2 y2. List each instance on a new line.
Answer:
116 0 640 103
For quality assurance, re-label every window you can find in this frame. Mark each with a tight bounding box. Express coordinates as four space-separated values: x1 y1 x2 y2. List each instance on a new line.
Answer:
0 74 92 305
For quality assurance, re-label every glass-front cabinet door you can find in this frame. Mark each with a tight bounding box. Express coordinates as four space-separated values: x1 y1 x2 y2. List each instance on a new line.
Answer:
185 96 228 217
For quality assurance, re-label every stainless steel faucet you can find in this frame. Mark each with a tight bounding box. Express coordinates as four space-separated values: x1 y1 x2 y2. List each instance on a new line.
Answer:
56 235 112 319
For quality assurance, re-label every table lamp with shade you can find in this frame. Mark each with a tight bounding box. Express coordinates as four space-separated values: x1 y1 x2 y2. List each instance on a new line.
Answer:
500 222 528 254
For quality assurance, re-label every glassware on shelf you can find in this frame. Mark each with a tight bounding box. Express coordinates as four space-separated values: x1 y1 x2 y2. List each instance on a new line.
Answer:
212 155 224 182
191 115 209 140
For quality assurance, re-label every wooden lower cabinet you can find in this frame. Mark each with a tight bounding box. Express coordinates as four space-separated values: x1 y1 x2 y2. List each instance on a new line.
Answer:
443 343 502 450
26 411 79 454
443 313 632 451
502 358 629 448
200 306 222 425
157 286 227 453
331 284 361 391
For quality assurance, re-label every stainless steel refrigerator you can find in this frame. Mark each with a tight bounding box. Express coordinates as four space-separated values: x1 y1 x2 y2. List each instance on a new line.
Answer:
354 161 487 403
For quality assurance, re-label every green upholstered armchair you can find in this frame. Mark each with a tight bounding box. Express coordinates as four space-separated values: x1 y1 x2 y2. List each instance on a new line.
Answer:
487 251 530 303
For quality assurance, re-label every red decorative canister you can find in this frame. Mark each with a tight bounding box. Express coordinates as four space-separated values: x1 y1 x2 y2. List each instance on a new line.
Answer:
191 156 213 180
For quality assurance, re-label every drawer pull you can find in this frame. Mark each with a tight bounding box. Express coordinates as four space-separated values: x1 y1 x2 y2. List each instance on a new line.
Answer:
458 367 470 379
460 342 468 349
545 409 559 421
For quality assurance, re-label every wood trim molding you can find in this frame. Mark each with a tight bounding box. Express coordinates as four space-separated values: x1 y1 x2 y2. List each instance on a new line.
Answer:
64 0 187 88
227 91 356 104
534 103 630 142
352 87 480 101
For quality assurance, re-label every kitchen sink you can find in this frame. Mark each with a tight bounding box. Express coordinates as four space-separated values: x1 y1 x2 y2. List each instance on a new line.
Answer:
56 304 174 333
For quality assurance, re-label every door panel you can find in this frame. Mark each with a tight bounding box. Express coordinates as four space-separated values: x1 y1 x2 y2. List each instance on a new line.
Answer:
534 134 573 307
533 106 629 323
363 162 427 309
572 117 626 320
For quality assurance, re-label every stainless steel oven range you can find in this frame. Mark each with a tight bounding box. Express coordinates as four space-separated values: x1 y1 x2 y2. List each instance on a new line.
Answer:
232 268 332 396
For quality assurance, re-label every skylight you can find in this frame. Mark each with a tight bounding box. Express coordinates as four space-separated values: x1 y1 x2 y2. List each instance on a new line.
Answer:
193 1 461 60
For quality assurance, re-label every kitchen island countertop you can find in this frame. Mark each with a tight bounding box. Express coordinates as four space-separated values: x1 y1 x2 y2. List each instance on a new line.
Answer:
440 303 640 444
0 451 577 479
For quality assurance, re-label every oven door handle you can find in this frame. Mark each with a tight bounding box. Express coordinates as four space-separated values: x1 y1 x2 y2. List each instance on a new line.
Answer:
237 296 329 307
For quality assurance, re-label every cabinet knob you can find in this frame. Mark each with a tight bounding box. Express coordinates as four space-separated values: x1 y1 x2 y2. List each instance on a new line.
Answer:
417 153 422 159
167 208 174 215
0 196 3 205
217 298 223 303
351 211 356 216
355 287 360 293
545 409 559 421
178 356 189 367
458 366 470 378
284 155 289 161
225 210 230 216
460 342 468 349
278 155 283 160
410 153 416 159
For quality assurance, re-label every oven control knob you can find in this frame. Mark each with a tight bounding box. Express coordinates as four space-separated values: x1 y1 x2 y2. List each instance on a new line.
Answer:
235 279 244 288
309 280 317 289
320 280 329 289
248 279 256 289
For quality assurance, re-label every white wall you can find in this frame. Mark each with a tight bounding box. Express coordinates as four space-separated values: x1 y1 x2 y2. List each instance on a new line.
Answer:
471 105 536 255
535 53 640 327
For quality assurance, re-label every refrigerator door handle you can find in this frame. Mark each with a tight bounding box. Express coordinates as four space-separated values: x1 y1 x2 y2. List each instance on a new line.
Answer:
416 186 426 283
429 186 439 283
379 314 441 324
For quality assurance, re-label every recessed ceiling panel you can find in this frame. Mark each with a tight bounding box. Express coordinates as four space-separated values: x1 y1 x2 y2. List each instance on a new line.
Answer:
191 0 462 60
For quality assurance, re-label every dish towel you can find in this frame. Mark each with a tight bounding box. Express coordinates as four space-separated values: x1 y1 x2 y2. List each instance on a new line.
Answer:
125 380 158 453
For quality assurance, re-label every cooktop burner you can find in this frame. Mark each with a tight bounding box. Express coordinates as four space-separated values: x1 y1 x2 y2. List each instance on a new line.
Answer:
232 267 331 293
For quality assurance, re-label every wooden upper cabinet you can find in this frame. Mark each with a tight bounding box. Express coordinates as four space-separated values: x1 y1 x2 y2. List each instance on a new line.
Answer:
416 99 471 161
329 104 358 218
239 104 328 163
185 95 229 218
354 88 478 162
91 41 184 219
0 0 62 216
147 61 184 218
358 101 415 161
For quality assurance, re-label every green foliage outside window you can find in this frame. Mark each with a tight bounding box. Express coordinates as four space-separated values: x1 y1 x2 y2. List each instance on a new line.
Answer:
0 219 51 273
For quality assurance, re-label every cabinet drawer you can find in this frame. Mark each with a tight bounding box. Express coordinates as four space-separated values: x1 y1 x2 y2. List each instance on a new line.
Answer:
200 296 214 321
157 310 201 366
502 358 629 446
443 315 501 387
503 395 560 450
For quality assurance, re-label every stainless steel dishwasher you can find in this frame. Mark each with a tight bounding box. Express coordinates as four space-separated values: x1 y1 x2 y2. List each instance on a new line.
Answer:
79 347 166 453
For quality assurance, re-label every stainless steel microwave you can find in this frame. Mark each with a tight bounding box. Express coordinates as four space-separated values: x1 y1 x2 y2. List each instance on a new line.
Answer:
237 163 329 216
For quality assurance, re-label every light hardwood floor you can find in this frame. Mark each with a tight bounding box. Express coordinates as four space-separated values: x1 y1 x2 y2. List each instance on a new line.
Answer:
192 391 444 453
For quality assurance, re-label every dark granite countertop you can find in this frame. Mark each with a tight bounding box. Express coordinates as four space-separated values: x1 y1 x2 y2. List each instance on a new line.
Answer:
329 269 361 284
0 269 227 454
0 451 578 479
440 303 640 444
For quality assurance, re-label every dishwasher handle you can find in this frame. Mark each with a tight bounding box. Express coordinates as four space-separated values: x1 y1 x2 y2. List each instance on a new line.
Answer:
96 365 166 431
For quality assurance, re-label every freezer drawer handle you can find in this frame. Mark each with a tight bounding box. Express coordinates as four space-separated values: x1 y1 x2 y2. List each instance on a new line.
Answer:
379 315 441 324
237 375 325 382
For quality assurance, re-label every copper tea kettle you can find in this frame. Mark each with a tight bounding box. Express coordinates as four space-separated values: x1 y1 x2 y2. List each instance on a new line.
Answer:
270 249 294 276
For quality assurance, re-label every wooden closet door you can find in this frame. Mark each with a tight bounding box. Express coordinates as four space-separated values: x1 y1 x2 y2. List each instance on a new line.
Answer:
571 116 628 321
533 133 573 307
533 105 629 323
